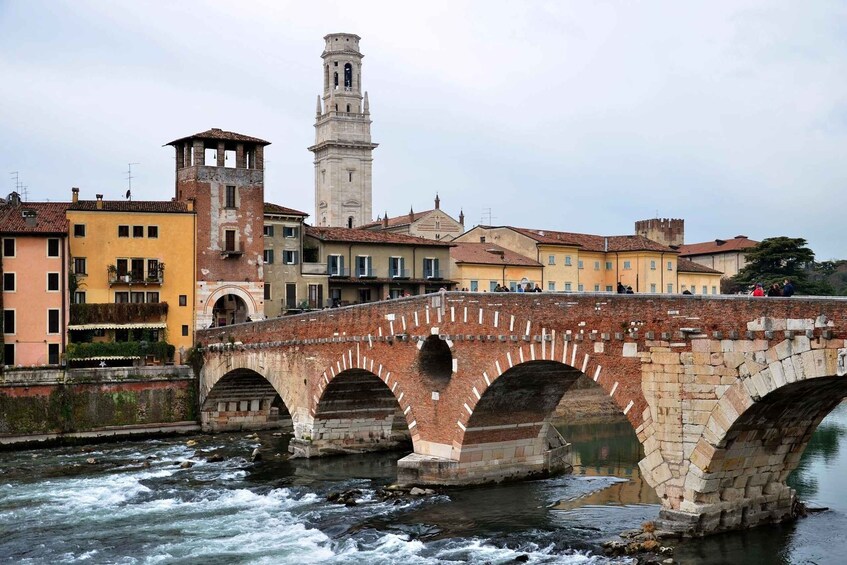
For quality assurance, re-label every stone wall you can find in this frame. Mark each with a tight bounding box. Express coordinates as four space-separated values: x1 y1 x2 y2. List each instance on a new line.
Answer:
0 366 196 442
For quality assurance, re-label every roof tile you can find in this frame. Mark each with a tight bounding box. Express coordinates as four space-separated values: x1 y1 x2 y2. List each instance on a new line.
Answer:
68 200 191 213
450 242 542 267
306 226 452 246
0 202 70 234
678 236 758 257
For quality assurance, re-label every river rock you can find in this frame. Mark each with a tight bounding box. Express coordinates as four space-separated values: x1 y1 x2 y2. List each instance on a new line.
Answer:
180 461 194 469
85 457 97 465
327 488 362 506
186 440 198 447
513 555 529 563
251 448 262 462
207 454 224 463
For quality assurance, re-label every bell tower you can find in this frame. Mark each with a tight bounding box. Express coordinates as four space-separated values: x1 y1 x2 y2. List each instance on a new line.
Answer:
309 33 378 228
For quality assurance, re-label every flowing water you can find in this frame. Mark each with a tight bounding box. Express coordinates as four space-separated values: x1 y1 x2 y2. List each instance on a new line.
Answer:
1 405 846 564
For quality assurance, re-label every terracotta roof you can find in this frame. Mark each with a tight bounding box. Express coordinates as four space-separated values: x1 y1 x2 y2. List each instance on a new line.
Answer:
165 128 270 146
264 202 308 217
361 209 435 229
68 200 191 213
677 236 758 257
504 226 677 253
677 257 723 275
305 226 453 246
451 242 542 267
0 202 69 234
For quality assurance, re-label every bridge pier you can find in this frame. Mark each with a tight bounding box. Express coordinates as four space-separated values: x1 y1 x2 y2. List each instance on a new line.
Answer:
396 422 571 486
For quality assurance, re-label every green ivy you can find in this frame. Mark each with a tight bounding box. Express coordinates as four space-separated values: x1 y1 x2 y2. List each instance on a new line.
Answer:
66 341 175 362
70 303 169 325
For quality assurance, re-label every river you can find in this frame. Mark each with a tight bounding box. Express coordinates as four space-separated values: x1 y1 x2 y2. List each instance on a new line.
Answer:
1 404 846 564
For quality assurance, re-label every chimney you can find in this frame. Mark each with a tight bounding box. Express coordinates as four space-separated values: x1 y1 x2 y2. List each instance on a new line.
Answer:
459 209 465 226
186 197 195 212
96 194 103 210
604 237 608 252
382 212 388 228
408 207 414 223
72 187 79 204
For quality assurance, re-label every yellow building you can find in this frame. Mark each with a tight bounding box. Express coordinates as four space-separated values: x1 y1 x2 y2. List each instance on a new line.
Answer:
449 242 543 291
66 190 196 363
678 258 723 295
456 226 681 293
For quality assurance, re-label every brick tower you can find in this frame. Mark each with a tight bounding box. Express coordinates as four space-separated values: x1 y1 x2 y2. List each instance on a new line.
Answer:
168 128 269 329
309 33 378 228
635 218 684 248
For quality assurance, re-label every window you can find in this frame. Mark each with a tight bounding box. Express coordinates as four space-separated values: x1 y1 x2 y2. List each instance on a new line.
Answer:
263 249 274 264
328 254 345 276
548 282 555 291
578 260 584 269
509 281 517 291
182 325 189 337
470 280 478 292
650 260 656 270
47 238 60 257
650 283 656 293
594 261 600 271
623 260 631 270
133 225 144 238
264 283 272 300
48 309 60 334
489 281 498 292
390 256 406 278
702 286 708 295
606 285 613 292
667 283 674 293
225 185 237 208
578 284 584 291
3 273 14 292
179 295 187 307
47 272 60 291
565 256 572 266
148 226 158 238
147 259 159 281
712 286 717 295
594 284 600 291
605 261 613 270
667 261 673 271
74 224 86 237
48 344 59 365
131 291 145 303
74 257 87 275
114 292 129 303
424 257 440 279
2 238 14 257
356 255 372 276
224 230 237 252
116 258 128 277
118 225 129 237
146 292 159 303
263 225 274 237
131 259 144 281
3 310 14 334
283 226 298 238
4 344 14 365
74 291 86 304
564 282 572 291
348 171 353 182
283 250 298 265
548 255 555 265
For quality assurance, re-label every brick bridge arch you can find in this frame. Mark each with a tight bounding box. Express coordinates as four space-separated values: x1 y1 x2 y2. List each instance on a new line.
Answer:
198 292 847 535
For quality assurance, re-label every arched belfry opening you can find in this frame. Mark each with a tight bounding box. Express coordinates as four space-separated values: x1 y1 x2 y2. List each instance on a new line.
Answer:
344 62 353 89
418 335 453 384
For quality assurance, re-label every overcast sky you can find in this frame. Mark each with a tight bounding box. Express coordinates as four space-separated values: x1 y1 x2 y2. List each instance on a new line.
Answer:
1 1 844 259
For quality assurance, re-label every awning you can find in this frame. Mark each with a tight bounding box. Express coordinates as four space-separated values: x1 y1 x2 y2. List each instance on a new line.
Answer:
67 322 167 331
74 355 142 361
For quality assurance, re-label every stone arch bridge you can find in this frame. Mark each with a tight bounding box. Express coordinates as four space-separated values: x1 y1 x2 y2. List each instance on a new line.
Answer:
197 292 847 535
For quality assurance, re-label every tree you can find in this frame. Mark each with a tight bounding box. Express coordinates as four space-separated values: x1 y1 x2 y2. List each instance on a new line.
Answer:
731 237 830 295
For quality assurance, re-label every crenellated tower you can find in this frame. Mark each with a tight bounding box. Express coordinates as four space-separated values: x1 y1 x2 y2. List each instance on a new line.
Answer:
309 33 378 228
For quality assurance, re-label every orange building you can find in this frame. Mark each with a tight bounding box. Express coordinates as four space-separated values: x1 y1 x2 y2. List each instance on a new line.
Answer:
1 199 69 367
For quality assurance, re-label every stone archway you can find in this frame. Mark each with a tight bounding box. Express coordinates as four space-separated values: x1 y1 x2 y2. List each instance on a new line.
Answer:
201 368 293 432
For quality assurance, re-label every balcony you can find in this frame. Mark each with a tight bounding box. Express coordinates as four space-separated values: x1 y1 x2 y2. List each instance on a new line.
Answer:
356 266 376 278
329 267 350 278
390 268 410 279
109 273 164 286
302 262 327 275
70 302 169 326
424 269 443 280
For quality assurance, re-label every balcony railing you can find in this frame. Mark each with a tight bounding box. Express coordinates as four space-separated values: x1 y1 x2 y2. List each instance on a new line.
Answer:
70 302 169 326
329 267 350 278
390 268 410 279
424 269 443 280
302 262 327 275
356 266 376 278
109 273 164 286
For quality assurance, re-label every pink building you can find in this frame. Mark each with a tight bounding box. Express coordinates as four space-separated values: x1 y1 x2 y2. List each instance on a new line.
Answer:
1 199 69 367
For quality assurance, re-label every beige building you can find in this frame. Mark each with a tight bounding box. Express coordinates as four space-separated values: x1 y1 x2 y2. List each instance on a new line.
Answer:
677 236 759 279
310 33 377 229
263 203 310 317
362 195 465 241
456 226 682 293
303 226 454 306
449 242 543 291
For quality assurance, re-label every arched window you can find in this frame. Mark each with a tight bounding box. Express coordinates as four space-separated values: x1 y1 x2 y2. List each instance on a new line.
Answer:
346 104 350 113
334 72 338 88
347 217 354 228
344 63 352 88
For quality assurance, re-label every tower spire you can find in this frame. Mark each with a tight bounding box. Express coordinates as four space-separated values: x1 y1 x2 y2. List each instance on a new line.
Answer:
316 95 322 117
363 91 370 115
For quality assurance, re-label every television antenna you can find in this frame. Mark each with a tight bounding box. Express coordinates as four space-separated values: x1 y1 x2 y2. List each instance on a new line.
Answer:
480 207 496 225
126 162 139 200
